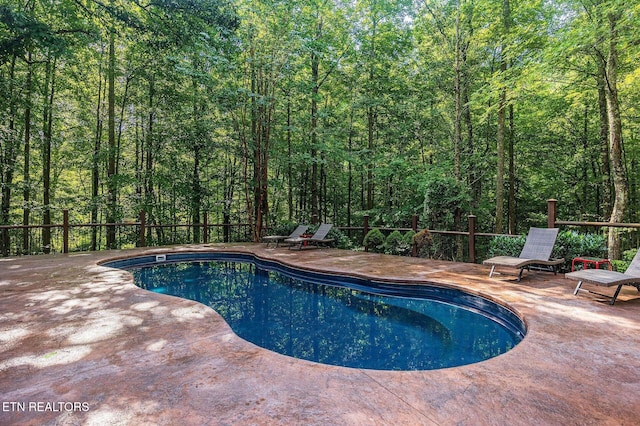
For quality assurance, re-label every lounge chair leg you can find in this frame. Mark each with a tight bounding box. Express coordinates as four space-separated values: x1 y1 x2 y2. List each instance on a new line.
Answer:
517 268 524 282
610 285 623 305
489 265 496 278
573 281 583 295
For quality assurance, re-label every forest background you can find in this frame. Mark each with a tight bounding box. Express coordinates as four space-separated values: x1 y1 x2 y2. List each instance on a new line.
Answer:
1 0 639 259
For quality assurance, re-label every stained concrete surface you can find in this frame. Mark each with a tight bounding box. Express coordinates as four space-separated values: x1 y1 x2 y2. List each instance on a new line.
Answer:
1 244 639 425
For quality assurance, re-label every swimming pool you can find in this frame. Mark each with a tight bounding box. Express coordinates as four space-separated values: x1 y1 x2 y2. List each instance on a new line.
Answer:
104 252 525 371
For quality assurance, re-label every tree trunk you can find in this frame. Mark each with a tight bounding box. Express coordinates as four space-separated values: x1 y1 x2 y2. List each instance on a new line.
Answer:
596 60 612 220
286 96 294 221
92 46 105 251
106 32 117 249
495 0 511 234
192 145 202 242
1 55 18 256
310 44 320 223
42 54 56 254
604 13 627 260
22 52 33 254
453 3 463 258
366 18 377 212
508 104 516 234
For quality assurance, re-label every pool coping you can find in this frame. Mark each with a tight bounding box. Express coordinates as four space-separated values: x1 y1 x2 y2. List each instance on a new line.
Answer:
1 244 639 425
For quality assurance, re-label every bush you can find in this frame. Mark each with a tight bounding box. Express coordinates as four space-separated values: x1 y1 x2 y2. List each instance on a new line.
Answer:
268 221 299 237
403 230 416 255
611 248 639 272
413 229 433 258
363 228 386 253
487 235 526 258
403 230 416 245
487 230 608 272
384 230 407 255
326 227 355 250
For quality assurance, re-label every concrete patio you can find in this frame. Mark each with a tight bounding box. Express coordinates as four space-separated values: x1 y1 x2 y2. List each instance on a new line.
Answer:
1 244 639 425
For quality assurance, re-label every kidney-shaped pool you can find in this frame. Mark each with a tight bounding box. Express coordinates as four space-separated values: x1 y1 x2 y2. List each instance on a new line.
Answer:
104 252 526 371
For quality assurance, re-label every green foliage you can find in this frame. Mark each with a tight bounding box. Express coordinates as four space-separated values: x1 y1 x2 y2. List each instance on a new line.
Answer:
487 235 526 258
611 249 639 272
403 230 416 245
327 227 354 250
413 229 433 258
384 230 408 256
268 221 300 237
552 231 607 264
1 0 640 259
488 231 608 271
419 172 471 230
363 228 385 253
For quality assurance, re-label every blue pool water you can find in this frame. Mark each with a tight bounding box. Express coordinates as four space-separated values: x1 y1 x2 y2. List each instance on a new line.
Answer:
105 253 525 371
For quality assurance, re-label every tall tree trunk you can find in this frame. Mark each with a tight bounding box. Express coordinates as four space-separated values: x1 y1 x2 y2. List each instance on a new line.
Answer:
310 43 320 223
366 17 377 211
22 52 33 254
596 60 612 220
192 145 202 242
286 95 293 221
1 55 19 256
106 31 117 249
507 104 516 234
347 103 354 229
581 105 589 215
144 76 162 244
92 46 105 251
604 13 627 260
453 2 463 258
42 54 56 254
495 0 511 234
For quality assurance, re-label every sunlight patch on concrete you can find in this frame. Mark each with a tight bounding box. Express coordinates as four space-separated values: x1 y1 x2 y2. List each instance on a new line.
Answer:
0 345 92 371
48 296 105 315
533 300 639 329
131 301 161 312
84 407 133 426
28 289 75 304
67 311 144 345
84 399 160 425
146 339 168 352
171 306 209 322
0 327 30 351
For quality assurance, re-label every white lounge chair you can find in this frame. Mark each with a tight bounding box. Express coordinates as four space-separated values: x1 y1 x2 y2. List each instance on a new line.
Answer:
483 227 564 281
566 250 640 305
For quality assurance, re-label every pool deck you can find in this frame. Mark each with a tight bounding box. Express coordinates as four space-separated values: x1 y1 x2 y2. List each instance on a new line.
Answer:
1 244 639 425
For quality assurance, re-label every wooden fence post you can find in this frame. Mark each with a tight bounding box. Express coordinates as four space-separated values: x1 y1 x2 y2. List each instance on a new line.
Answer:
363 214 369 251
203 212 208 244
140 211 146 247
547 199 557 228
63 209 69 254
468 214 476 263
412 215 418 257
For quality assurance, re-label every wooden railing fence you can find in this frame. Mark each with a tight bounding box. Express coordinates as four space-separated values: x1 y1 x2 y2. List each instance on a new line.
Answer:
1 200 639 260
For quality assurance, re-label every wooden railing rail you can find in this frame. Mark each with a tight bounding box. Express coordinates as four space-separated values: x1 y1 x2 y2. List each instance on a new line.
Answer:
4 199 637 260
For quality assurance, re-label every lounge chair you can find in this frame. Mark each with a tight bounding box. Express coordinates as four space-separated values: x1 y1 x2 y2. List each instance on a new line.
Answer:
483 227 564 281
262 225 308 248
285 223 334 250
565 250 640 305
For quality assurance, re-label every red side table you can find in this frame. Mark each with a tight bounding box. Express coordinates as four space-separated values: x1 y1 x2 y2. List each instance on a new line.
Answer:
300 234 313 247
571 257 612 272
